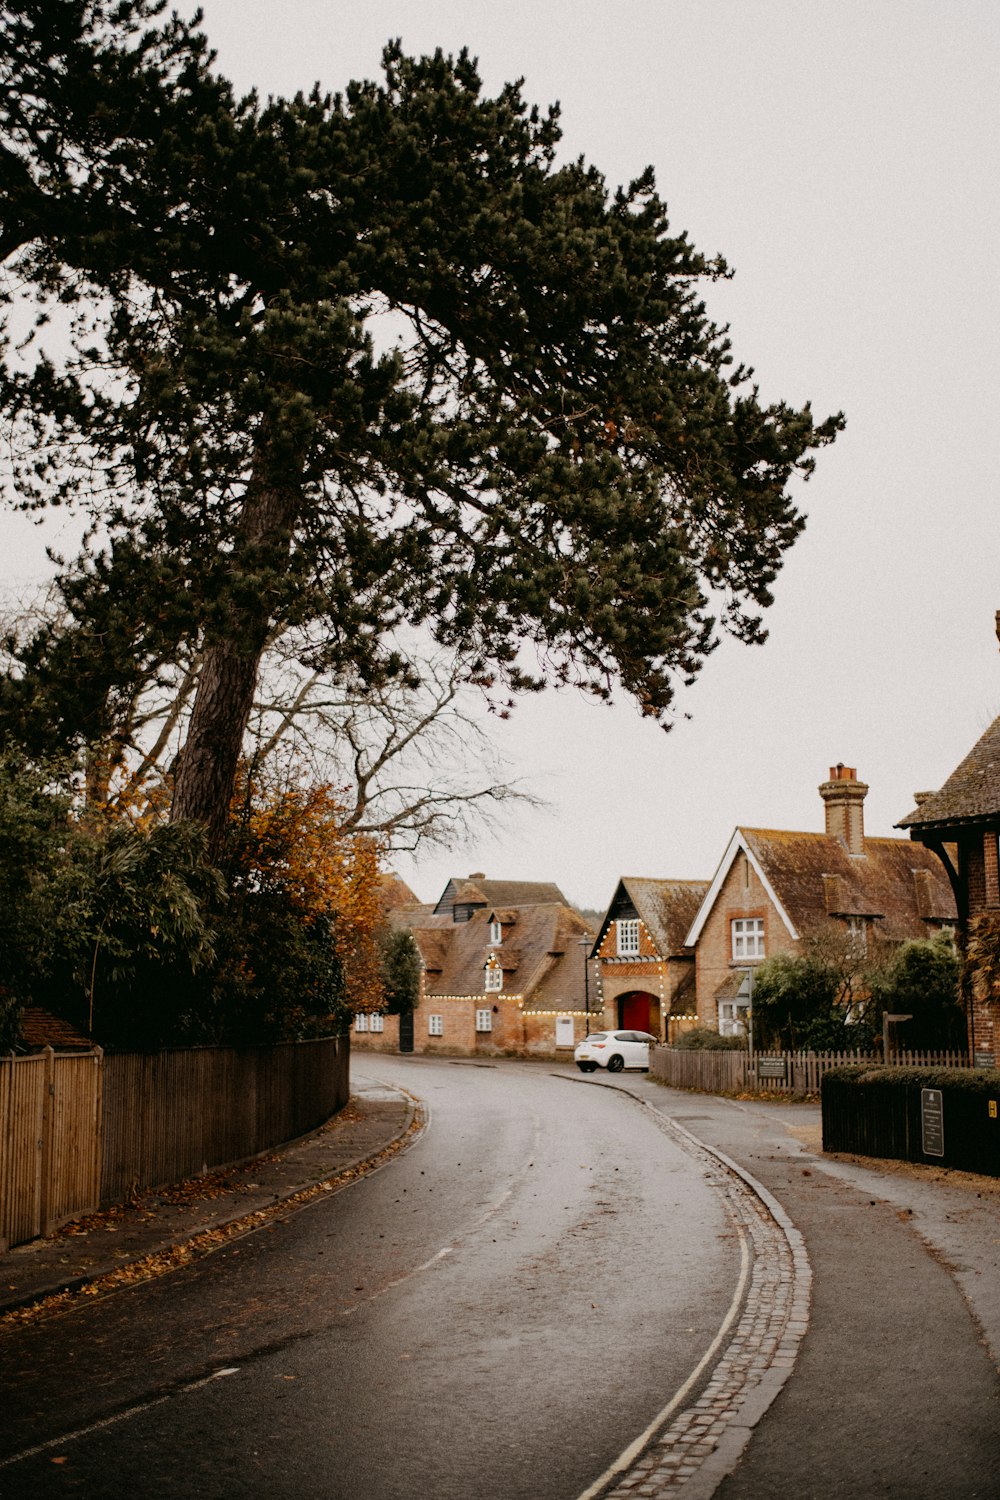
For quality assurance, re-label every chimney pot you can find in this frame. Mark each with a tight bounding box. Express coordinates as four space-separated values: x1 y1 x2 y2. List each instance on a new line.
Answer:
819 765 868 855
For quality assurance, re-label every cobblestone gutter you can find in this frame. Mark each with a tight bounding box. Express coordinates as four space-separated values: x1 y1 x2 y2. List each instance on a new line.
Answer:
583 1101 811 1500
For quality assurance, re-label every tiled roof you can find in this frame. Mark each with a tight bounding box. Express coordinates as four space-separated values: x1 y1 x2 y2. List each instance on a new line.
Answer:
401 902 592 1008
17 1007 94 1052
595 877 709 957
897 715 1000 830
742 828 955 940
433 876 568 917
621 877 711 956
378 873 421 910
714 970 748 1001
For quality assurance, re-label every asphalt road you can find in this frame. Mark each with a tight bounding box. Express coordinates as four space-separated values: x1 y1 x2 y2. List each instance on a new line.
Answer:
0 1058 738 1499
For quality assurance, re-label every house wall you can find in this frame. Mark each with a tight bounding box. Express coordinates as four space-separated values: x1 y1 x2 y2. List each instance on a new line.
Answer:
350 997 588 1058
694 857 797 1028
596 960 664 1031
350 1012 402 1053
595 921 664 1035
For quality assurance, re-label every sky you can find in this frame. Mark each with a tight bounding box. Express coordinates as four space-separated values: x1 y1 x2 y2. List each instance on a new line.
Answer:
4 1 999 914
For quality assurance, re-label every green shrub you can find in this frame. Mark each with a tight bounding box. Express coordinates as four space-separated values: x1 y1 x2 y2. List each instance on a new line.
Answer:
674 1026 746 1051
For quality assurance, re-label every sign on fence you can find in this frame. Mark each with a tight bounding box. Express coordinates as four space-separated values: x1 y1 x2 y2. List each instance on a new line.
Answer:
757 1056 787 1081
921 1087 945 1158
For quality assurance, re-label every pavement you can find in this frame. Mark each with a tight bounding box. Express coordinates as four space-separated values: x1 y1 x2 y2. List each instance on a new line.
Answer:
0 1077 419 1324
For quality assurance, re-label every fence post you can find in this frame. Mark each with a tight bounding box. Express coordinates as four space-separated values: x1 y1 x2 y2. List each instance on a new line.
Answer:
92 1047 104 1218
39 1046 55 1237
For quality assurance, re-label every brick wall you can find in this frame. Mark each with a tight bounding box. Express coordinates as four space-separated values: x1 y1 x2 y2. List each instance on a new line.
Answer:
694 857 797 1027
351 997 588 1058
966 835 987 915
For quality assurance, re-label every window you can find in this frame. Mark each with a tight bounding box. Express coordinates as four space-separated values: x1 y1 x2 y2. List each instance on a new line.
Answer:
476 1009 493 1033
731 917 765 960
370 1013 385 1033
484 964 503 992
428 1014 444 1036
616 918 640 956
355 1013 368 1032
718 1000 749 1037
846 916 867 954
489 919 503 945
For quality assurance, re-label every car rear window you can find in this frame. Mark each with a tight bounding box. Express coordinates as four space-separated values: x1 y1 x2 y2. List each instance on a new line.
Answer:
586 1033 607 1041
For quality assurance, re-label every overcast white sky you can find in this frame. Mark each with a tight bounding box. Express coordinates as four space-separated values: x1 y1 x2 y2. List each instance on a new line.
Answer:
5 1 999 913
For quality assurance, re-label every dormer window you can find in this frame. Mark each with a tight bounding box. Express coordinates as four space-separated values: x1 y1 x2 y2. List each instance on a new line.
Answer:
485 962 503 993
489 919 503 945
616 919 640 956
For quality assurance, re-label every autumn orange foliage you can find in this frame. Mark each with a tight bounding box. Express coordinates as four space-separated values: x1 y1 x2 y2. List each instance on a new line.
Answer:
230 773 385 1016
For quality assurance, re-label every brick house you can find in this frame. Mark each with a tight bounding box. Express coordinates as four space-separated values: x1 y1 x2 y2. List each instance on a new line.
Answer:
590 878 709 1041
685 766 956 1035
352 875 595 1059
897 709 1000 1063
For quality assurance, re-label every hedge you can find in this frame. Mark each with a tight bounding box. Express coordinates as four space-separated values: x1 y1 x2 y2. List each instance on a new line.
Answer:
821 1065 1000 1176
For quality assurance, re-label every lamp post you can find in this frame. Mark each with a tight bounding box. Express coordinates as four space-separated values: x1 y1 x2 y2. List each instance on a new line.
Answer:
578 936 592 1036
744 965 755 1082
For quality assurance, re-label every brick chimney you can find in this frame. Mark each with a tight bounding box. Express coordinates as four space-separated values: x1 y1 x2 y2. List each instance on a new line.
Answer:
819 764 868 856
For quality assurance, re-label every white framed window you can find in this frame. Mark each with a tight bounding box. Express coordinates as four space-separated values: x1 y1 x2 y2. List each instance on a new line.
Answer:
718 1000 749 1037
846 916 867 954
489 919 503 945
370 1012 385 1033
484 964 503 992
428 1014 444 1036
616 918 640 956
355 1013 368 1032
476 1008 493 1033
731 917 765 960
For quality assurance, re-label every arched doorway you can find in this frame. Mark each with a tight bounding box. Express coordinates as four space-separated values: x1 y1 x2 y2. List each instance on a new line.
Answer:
617 991 661 1036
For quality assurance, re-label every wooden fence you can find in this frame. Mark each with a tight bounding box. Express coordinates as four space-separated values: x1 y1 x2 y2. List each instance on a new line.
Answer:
650 1046 971 1098
1 1035 349 1251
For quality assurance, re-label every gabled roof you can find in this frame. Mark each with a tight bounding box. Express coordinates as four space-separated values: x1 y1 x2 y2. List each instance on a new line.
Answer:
686 826 955 947
593 877 710 958
898 714 1000 832
400 902 593 1007
433 875 568 917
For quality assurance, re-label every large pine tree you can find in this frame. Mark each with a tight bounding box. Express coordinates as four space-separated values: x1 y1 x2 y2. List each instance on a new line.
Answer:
0 2 842 851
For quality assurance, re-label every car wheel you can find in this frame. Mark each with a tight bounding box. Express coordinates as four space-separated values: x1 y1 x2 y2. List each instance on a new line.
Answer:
607 1054 624 1073
577 1061 597 1073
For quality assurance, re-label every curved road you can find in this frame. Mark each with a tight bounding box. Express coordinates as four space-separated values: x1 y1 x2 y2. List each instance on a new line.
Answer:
0 1058 742 1499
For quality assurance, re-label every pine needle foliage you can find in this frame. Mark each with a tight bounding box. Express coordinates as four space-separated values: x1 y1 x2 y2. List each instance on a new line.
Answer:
1 3 843 850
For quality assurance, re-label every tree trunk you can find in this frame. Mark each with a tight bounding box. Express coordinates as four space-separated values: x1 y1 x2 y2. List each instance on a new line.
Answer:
171 449 299 855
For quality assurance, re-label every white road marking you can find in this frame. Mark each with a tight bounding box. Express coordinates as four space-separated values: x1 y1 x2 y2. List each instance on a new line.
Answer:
0 1367 240 1470
574 1219 752 1500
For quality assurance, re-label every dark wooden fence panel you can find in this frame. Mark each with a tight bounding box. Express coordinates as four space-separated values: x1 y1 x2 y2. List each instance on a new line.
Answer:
2 1035 349 1250
0 1050 102 1250
99 1035 349 1206
0 1053 46 1249
45 1051 103 1230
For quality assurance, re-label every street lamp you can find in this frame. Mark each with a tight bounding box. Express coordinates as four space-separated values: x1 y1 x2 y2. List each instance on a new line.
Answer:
578 936 592 1036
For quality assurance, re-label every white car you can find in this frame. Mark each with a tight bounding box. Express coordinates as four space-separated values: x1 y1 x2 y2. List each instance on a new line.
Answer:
574 1030 658 1073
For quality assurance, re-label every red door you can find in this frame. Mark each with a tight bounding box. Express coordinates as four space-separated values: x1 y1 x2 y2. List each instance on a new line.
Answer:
621 993 651 1031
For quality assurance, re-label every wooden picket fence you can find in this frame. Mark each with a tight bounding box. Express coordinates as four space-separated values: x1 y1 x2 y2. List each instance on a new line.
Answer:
650 1046 971 1098
1 1035 349 1251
